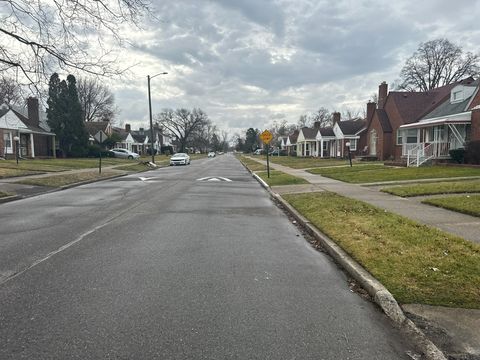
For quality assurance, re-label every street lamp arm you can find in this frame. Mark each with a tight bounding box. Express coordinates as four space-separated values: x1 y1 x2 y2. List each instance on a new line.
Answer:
150 72 168 80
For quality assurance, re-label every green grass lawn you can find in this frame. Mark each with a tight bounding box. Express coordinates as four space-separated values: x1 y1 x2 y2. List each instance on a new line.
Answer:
257 170 309 186
237 155 267 172
0 167 44 178
0 158 138 173
308 165 480 183
15 170 122 187
423 195 480 218
283 192 480 309
266 156 355 169
382 179 480 197
0 191 10 198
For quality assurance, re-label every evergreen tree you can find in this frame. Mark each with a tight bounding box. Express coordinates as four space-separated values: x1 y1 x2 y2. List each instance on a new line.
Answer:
65 75 88 156
245 128 259 153
47 73 88 157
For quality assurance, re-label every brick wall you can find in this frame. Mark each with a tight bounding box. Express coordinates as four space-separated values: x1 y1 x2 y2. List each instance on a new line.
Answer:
472 108 480 141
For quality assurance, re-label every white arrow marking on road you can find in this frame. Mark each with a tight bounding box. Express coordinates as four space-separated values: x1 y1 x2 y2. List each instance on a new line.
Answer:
196 176 233 182
139 177 156 181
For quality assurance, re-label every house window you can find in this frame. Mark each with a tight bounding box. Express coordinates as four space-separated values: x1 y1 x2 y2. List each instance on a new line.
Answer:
348 139 357 151
452 90 463 102
397 130 402 145
3 132 12 153
406 129 418 143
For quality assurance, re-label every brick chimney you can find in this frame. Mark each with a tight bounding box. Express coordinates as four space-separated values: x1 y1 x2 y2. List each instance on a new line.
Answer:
27 97 40 127
366 101 376 128
333 112 341 124
313 121 320 129
125 124 131 132
378 82 388 109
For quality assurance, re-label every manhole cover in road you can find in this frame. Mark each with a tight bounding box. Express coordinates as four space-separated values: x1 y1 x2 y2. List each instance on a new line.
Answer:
196 177 232 182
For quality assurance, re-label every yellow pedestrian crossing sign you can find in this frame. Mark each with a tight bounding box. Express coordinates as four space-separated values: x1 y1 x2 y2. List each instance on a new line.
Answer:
260 130 273 144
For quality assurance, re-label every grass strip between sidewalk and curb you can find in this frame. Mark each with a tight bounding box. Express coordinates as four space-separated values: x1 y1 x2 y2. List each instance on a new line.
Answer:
266 156 358 169
381 179 480 197
282 191 480 309
422 195 480 218
14 171 122 188
257 170 309 186
0 191 10 198
308 165 480 183
236 155 267 171
0 168 44 178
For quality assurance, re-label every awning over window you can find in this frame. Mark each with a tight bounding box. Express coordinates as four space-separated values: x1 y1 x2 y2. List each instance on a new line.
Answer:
399 117 470 130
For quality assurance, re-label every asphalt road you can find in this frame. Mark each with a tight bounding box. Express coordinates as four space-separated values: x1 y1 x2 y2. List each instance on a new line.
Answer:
0 154 413 359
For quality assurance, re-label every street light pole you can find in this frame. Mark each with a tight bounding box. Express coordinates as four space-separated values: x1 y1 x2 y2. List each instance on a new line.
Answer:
147 72 168 164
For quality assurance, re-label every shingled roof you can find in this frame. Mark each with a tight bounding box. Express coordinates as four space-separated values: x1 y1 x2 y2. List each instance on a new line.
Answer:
388 82 458 125
319 127 335 137
337 118 366 135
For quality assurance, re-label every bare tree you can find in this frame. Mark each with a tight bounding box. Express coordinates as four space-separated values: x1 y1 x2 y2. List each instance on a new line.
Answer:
297 114 309 128
310 107 332 127
77 77 118 123
0 0 152 85
399 39 480 91
341 108 362 120
155 108 209 152
0 76 21 104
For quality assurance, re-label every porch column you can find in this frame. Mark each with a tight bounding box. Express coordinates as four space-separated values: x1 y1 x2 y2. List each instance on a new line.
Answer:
320 139 324 158
52 136 56 158
30 133 35 158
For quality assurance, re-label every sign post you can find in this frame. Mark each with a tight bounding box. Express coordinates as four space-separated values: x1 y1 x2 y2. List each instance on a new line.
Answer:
260 130 273 178
94 130 108 174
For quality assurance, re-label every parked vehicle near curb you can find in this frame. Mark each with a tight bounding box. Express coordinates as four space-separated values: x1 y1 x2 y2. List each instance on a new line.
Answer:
208 152 216 158
170 153 191 166
109 148 140 159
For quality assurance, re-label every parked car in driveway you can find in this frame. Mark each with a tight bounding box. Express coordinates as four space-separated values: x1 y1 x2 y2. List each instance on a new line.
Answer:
109 148 140 159
170 153 191 166
208 152 216 157
269 149 287 156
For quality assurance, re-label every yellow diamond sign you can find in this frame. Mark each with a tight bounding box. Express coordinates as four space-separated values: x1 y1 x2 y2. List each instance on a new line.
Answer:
260 130 273 144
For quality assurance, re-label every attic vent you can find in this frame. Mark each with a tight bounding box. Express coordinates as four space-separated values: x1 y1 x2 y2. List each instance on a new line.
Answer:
1 103 8 110
403 94 408 98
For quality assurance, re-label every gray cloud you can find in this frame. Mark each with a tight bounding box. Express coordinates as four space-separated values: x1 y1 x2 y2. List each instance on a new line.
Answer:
112 0 480 138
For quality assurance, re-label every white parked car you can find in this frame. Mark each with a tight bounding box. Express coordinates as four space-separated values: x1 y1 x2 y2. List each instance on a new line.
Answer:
208 152 216 157
109 148 140 159
170 152 191 166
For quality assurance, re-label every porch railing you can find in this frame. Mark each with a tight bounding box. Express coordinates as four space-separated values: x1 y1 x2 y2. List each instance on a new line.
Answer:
407 143 443 167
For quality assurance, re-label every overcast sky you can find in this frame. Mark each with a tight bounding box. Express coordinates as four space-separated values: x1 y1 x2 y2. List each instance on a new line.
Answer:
107 0 480 138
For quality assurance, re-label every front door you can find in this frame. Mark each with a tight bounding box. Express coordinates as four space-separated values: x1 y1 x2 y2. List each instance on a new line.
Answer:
370 129 377 156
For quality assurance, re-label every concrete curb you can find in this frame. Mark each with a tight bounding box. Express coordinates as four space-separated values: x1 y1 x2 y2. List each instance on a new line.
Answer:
0 195 21 204
247 168 447 360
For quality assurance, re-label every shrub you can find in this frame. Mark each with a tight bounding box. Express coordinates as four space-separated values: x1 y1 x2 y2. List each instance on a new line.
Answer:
465 140 480 164
86 144 110 158
449 148 466 164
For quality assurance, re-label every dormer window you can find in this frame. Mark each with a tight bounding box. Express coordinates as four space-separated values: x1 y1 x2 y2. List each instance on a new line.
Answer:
450 85 475 104
452 90 463 102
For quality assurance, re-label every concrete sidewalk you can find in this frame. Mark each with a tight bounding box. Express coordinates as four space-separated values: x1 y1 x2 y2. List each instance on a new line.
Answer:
247 157 480 360
259 160 480 244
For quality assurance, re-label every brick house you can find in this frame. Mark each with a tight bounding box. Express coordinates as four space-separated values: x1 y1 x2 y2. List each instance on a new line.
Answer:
364 81 460 161
332 112 367 158
398 78 480 166
0 98 56 159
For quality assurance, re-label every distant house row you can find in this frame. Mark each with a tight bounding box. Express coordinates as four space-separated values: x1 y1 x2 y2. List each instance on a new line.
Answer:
84 122 174 155
0 98 174 159
280 77 480 166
